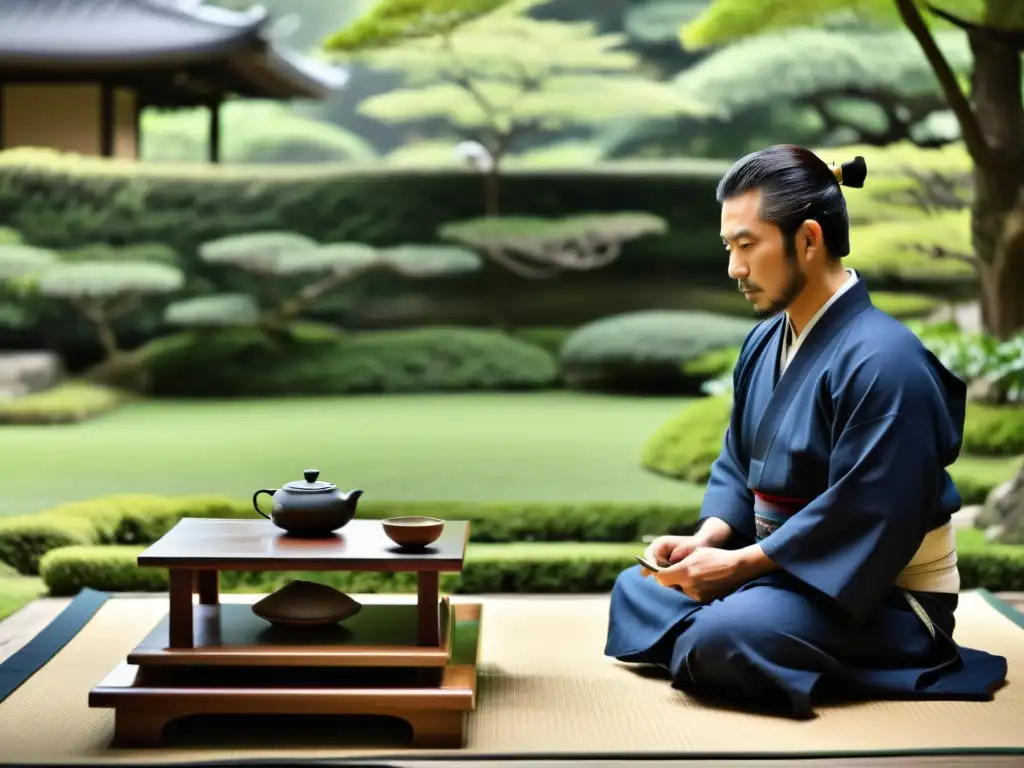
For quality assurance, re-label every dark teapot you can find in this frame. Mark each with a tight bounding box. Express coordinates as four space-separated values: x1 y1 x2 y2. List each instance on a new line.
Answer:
252 469 363 537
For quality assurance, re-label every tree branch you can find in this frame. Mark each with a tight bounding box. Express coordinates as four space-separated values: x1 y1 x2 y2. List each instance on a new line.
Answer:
895 0 993 166
924 3 1024 50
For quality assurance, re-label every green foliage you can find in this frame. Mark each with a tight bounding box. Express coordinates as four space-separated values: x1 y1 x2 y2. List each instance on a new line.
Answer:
330 0 711 155
625 0 709 45
141 101 378 164
641 395 732 483
963 404 1024 457
164 294 261 328
870 291 942 319
380 244 482 276
0 149 727 285
0 514 96 574
35 528 1024 596
38 261 185 298
0 244 58 278
136 323 560 397
558 310 754 392
58 242 180 266
439 213 668 275
0 575 45 621
323 0 518 51
679 0 992 50
0 382 131 425
0 226 23 245
679 345 740 379
673 28 971 145
0 490 704 575
917 326 1024 403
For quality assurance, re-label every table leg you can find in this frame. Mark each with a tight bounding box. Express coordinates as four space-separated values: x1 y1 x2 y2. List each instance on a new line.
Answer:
416 571 440 646
168 569 194 648
196 570 219 605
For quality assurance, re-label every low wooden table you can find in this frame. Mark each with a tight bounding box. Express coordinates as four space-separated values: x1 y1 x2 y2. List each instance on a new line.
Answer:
88 517 479 749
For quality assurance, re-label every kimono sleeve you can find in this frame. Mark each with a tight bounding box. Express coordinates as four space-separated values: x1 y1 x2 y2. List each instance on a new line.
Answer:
757 342 966 624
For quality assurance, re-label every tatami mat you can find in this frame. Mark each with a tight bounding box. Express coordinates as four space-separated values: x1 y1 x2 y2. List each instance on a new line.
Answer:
0 591 1021 764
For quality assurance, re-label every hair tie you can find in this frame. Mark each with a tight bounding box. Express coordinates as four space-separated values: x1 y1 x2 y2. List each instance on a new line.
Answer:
832 156 867 188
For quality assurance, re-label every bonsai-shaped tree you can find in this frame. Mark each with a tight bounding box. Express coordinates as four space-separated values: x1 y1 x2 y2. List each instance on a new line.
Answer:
324 0 712 214
165 231 482 333
0 243 185 362
439 212 668 278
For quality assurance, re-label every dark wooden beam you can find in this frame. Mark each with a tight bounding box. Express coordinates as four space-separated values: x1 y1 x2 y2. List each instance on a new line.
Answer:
133 90 142 159
99 82 115 157
208 99 220 163
0 85 5 150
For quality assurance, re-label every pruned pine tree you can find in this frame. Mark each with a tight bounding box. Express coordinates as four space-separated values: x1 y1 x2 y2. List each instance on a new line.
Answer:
169 231 481 332
439 212 668 278
38 261 184 360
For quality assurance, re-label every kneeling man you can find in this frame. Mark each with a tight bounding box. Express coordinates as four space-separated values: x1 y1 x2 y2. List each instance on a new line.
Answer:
605 145 1009 718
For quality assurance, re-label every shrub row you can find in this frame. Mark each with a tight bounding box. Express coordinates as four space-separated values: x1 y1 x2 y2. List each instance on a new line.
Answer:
558 311 754 393
0 381 130 424
0 494 703 575
129 323 560 397
0 149 725 278
963 403 1024 457
34 528 1024 596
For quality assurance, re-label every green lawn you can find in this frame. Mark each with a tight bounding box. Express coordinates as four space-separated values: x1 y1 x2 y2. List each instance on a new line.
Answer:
0 392 702 516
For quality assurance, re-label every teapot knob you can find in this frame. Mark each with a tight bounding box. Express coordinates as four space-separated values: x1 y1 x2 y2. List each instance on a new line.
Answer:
304 469 320 483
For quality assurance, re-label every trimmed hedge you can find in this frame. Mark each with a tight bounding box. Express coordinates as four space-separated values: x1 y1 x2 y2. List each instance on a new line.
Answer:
640 396 1022 506
37 542 646 596
0 493 703 575
641 395 731 483
0 149 726 277
34 528 1024 596
0 381 131 424
135 323 560 396
559 311 754 393
963 403 1024 457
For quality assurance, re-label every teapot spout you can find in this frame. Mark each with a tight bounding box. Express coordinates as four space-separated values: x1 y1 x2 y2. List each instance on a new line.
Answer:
344 488 364 505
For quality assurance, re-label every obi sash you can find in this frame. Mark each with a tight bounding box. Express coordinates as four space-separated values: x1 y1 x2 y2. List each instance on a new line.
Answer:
752 490 960 640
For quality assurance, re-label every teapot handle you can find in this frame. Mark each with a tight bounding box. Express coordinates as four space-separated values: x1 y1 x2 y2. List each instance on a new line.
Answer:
252 489 276 520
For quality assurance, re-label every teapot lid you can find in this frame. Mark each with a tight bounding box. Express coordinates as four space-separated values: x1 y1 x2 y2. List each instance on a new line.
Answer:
283 469 336 494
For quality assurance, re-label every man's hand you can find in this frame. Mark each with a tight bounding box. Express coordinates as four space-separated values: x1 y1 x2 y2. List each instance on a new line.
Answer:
656 544 780 602
639 517 736 577
641 535 701 575
655 547 746 602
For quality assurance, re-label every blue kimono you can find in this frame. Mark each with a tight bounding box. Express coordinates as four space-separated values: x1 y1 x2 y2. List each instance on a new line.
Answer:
605 278 1008 718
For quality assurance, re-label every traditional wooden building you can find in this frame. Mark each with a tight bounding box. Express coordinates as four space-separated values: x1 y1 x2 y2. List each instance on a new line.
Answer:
0 0 347 161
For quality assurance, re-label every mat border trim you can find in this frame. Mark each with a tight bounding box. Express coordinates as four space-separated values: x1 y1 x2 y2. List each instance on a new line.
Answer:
0 586 109 704
0 587 1021 762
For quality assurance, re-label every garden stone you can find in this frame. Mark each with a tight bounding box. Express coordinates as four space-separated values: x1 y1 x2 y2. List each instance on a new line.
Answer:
0 351 63 398
978 476 1024 544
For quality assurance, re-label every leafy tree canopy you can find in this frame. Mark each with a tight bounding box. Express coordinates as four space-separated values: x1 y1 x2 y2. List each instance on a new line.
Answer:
324 0 517 51
680 0 1024 50
673 27 971 114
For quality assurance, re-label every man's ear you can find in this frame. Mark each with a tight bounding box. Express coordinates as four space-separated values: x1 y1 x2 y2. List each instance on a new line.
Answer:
799 220 824 260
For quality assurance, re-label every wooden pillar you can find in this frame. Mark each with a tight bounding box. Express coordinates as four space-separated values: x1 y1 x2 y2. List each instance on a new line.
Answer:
208 100 221 163
133 96 142 159
100 83 115 157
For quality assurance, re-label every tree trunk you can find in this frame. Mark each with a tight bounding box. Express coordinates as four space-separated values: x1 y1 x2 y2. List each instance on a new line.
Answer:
967 33 1024 340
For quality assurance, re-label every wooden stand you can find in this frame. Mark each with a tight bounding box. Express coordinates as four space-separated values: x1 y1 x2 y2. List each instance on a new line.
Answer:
87 518 478 749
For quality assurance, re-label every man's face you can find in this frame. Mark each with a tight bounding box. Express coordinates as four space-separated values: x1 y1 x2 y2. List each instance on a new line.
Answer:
720 189 806 319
